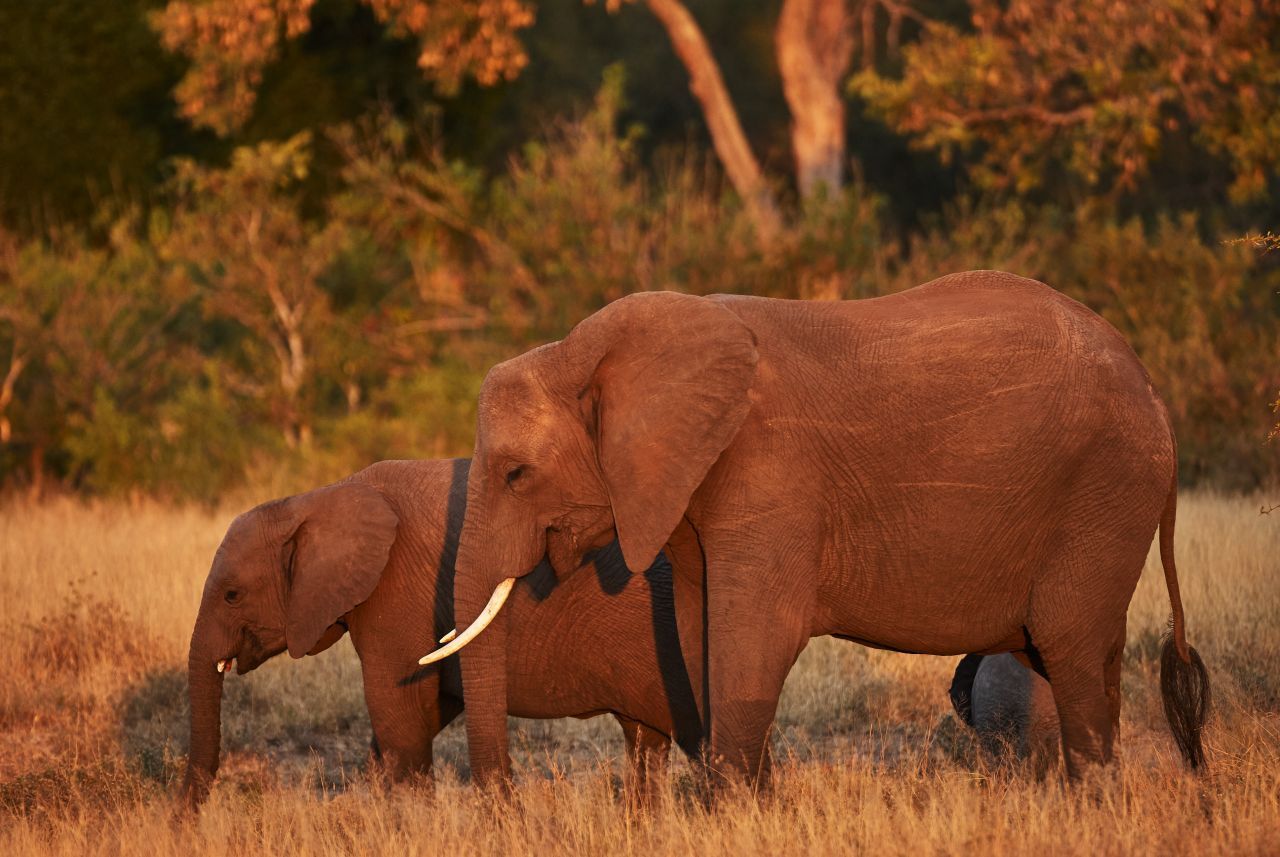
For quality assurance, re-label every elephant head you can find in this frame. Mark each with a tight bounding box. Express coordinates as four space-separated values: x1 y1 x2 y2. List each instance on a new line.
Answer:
180 480 398 808
950 653 1060 773
420 291 757 783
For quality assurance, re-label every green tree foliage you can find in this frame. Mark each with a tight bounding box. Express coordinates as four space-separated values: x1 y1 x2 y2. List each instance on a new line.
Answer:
1 6 1277 499
159 133 346 448
853 0 1280 200
0 0 192 231
154 0 534 134
0 217 208 498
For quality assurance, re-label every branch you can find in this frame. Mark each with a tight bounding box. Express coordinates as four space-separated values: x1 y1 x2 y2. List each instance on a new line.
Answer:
936 103 1096 128
372 176 548 316
393 314 490 335
644 0 782 242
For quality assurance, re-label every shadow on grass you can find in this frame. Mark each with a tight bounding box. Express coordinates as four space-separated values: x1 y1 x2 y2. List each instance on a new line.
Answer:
117 658 375 799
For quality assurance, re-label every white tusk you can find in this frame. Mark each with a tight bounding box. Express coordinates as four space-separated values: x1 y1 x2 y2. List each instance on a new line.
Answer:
418 577 517 665
439 629 457 644
216 659 228 673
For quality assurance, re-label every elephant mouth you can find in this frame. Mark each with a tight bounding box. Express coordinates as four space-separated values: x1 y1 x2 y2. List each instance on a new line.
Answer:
216 653 264 675
218 650 268 675
214 630 282 675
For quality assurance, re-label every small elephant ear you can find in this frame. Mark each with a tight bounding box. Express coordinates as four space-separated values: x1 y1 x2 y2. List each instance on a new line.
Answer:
282 480 399 658
570 292 758 573
949 653 984 726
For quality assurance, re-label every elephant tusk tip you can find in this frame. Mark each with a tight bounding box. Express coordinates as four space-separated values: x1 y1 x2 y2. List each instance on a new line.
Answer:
415 577 517 666
418 629 458 663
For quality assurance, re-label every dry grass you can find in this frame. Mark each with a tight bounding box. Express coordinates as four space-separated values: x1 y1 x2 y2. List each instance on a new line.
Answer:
0 492 1276 854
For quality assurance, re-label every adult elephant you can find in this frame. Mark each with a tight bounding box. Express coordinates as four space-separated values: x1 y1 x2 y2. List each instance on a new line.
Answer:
421 270 1209 788
180 459 704 809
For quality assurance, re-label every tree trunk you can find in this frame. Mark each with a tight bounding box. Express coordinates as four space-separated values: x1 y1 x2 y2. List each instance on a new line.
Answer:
27 443 44 502
643 0 781 242
776 0 855 199
0 345 25 444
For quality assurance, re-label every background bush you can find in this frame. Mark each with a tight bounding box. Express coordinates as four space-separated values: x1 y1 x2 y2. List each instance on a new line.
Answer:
2 18 1277 500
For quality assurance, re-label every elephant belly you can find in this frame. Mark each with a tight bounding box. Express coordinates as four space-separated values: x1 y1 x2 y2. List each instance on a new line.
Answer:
505 671 674 735
810 488 1056 655
817 568 1035 656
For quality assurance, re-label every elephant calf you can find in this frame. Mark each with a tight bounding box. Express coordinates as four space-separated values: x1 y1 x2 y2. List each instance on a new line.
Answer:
180 458 704 808
950 653 1059 774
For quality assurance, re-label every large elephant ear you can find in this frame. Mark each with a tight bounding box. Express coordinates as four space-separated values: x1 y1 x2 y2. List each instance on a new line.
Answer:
282 480 399 658
571 292 758 574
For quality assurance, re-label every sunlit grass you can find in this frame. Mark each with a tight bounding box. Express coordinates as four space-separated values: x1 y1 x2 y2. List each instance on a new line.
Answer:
0 492 1276 854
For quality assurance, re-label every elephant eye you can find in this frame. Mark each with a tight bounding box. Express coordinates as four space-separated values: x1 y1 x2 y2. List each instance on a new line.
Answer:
505 465 526 486
224 589 242 604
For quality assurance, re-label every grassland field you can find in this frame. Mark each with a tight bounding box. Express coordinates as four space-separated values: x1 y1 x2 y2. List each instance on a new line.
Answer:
0 491 1276 855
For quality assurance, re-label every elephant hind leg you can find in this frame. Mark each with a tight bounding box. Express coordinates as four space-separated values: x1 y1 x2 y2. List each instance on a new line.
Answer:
1025 458 1157 778
1104 620 1126 738
1036 644 1114 777
1030 605 1130 778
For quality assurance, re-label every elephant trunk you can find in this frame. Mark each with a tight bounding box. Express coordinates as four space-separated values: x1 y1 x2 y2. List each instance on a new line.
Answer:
449 464 550 787
454 525 513 788
179 615 227 810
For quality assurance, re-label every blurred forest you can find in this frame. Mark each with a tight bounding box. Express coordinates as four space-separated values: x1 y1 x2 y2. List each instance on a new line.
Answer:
0 0 1277 502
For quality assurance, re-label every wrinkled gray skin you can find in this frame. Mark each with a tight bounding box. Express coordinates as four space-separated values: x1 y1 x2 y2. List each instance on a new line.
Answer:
179 458 704 809
951 653 1059 774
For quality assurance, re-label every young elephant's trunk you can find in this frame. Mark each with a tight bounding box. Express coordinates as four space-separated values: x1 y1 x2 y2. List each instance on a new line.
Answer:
180 618 227 809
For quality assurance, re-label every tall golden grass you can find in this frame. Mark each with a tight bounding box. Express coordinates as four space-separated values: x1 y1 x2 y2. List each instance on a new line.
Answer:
0 492 1276 855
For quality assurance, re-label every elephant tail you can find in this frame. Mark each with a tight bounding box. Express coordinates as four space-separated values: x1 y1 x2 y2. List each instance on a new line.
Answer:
1157 473 1211 770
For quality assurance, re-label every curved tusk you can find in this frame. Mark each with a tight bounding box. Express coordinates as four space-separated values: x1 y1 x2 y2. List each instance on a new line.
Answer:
439 629 457 644
418 577 517 665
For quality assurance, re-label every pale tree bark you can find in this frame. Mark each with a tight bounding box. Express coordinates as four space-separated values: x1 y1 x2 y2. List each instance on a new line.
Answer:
0 343 26 444
269 289 309 447
776 0 855 199
777 0 919 200
243 207 311 448
643 0 781 242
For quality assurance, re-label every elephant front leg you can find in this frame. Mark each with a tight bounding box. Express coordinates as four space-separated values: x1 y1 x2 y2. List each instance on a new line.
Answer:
703 550 813 792
363 674 459 788
616 717 671 807
366 722 435 787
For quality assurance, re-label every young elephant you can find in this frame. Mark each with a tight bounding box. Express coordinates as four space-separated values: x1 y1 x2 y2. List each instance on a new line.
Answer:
950 653 1059 774
180 458 704 808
